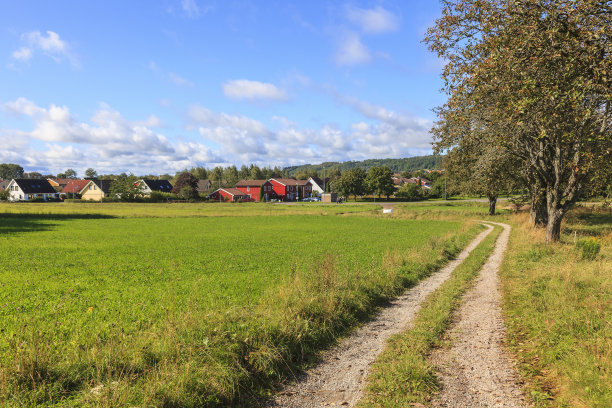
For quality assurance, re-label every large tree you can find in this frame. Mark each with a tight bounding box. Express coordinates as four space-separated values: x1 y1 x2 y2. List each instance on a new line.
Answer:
171 171 199 198
0 163 24 180
335 168 367 200
425 0 611 242
365 166 395 199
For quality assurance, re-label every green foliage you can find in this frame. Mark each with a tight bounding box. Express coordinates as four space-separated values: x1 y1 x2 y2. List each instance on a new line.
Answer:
171 172 198 197
366 166 395 198
395 183 424 201
334 168 367 199
575 237 601 260
285 155 443 176
0 205 477 406
0 189 9 201
0 163 24 180
109 175 143 201
84 168 97 179
178 186 198 200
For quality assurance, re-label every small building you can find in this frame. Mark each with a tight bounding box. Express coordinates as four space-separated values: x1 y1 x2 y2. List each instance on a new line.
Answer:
208 188 248 202
322 192 338 203
80 179 113 201
269 178 312 201
197 179 213 193
6 179 59 201
136 179 173 195
62 179 91 198
235 179 274 201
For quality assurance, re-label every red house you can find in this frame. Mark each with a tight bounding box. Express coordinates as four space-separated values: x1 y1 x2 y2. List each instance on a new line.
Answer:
208 188 249 202
268 178 312 201
235 179 275 201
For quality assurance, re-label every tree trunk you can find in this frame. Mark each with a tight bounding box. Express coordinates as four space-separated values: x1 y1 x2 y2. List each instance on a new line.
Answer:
529 191 548 227
487 193 497 216
545 211 563 243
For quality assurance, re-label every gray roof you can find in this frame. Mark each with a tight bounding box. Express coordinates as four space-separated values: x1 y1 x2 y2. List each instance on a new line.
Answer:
13 179 57 194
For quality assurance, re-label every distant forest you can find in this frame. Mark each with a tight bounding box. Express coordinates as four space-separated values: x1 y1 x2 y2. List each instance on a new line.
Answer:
285 155 443 176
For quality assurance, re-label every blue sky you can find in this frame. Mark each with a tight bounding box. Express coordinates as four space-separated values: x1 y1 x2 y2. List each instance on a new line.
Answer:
0 0 445 175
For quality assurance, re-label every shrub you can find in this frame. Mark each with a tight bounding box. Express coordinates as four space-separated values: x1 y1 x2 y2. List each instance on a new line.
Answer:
575 237 601 260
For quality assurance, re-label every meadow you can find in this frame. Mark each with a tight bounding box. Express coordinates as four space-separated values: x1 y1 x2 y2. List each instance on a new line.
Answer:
0 203 479 406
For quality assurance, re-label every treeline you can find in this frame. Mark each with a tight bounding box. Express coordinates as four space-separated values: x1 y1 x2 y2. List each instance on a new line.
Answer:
285 155 442 176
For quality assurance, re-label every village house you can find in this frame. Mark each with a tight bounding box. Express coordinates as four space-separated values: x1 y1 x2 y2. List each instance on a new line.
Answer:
392 175 410 188
136 179 173 195
48 178 72 191
407 177 432 189
235 179 274 201
6 179 59 201
307 176 329 195
62 179 91 198
80 179 113 201
208 187 248 202
196 179 212 194
269 178 312 201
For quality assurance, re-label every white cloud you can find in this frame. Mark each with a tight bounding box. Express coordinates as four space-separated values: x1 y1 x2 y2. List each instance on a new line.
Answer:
223 79 288 102
181 0 200 17
1 96 434 174
169 72 194 87
11 30 77 67
346 6 399 34
335 32 371 66
12 47 32 61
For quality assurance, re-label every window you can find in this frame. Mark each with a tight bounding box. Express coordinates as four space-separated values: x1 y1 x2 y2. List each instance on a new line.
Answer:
89 185 92 190
247 186 250 192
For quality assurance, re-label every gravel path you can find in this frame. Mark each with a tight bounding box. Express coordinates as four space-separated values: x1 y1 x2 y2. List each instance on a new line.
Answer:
266 224 494 408
431 222 529 407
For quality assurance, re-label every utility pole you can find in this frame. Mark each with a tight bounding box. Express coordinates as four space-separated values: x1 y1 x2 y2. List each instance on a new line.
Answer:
444 173 447 201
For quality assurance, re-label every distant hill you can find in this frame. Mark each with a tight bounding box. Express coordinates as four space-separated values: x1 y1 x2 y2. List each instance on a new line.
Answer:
285 155 443 175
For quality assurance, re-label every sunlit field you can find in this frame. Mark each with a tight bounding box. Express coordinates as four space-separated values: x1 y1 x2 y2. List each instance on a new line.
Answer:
0 203 477 406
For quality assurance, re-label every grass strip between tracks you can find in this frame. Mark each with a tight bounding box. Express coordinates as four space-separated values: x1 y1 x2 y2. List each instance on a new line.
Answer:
358 223 502 407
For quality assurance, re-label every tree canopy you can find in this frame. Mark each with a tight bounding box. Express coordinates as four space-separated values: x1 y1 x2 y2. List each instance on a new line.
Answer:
425 0 611 242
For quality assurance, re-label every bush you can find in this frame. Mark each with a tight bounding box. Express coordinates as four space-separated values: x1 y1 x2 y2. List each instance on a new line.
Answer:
0 190 10 201
178 186 198 200
575 237 601 260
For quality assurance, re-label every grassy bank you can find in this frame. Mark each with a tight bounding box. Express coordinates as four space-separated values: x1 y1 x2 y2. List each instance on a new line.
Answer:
358 224 502 407
0 207 479 406
501 210 611 407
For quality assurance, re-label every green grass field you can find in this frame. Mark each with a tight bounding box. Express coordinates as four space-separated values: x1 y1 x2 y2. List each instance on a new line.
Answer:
0 203 478 406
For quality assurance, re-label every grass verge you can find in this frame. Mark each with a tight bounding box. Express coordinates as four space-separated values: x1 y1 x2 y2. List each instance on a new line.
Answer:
358 223 502 407
501 210 611 407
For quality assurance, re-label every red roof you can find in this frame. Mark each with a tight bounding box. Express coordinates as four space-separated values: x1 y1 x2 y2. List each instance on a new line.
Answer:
61 179 90 194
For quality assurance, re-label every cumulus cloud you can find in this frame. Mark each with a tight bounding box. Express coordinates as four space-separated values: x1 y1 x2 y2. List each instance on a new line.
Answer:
1 95 433 174
11 30 77 67
0 98 223 174
223 79 288 102
335 31 371 66
346 6 399 34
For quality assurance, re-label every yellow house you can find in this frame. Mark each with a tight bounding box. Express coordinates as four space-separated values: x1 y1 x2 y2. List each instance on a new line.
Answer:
80 180 112 201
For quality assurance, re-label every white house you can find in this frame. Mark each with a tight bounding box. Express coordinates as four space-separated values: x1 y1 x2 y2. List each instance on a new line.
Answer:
135 179 173 195
6 179 59 201
307 177 328 195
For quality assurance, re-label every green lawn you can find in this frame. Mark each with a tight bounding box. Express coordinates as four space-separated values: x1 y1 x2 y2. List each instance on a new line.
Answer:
0 205 477 406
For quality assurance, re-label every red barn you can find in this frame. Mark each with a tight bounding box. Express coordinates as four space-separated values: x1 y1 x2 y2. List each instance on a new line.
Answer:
235 179 275 201
269 178 312 201
208 188 249 202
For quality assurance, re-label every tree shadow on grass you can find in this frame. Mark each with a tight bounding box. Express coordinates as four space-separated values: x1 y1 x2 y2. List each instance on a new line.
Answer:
0 213 117 235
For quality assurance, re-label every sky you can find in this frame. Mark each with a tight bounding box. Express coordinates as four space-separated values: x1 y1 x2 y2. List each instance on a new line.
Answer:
0 0 446 176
